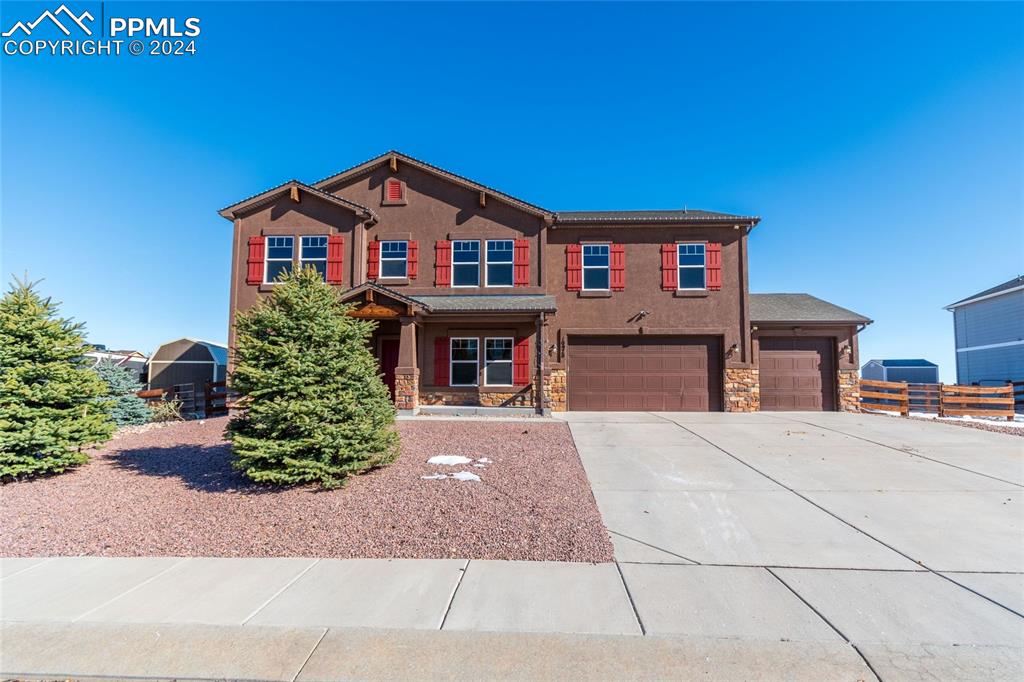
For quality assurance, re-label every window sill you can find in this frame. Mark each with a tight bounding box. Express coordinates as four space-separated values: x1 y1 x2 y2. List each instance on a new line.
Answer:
258 283 279 293
380 199 407 207
674 289 709 298
579 290 612 299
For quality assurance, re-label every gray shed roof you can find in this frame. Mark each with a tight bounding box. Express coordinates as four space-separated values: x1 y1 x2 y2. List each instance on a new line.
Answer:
945 275 1024 309
750 294 871 324
554 209 758 225
410 295 557 313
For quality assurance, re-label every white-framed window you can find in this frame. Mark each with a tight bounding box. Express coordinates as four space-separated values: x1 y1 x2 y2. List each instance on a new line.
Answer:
582 244 610 290
678 243 706 290
450 337 479 386
485 240 514 287
380 240 408 278
300 236 328 279
484 337 513 386
452 240 480 287
265 236 294 283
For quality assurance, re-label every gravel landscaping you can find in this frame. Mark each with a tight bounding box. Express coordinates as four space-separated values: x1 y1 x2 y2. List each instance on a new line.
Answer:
0 418 612 562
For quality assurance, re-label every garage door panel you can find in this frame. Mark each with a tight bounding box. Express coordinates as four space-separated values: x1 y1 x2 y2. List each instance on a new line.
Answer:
567 336 722 412
759 337 835 412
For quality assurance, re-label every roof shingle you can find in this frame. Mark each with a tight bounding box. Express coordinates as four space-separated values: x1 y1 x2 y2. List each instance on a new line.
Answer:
750 293 871 324
554 209 758 225
409 295 556 313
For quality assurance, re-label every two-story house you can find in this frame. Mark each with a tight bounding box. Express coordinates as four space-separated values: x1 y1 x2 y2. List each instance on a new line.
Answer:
220 151 870 414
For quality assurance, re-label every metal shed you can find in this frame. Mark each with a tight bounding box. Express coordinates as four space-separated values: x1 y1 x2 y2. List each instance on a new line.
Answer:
861 359 939 384
147 338 228 415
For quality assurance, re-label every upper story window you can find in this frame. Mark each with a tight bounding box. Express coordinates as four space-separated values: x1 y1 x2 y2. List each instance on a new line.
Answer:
485 240 514 287
678 243 706 290
450 337 479 386
582 244 610 290
484 337 513 386
452 240 480 287
265 236 294 283
380 240 408 278
300 236 328 279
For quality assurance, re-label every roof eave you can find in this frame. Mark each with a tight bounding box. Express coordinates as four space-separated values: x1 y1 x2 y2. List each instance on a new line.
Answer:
312 150 554 220
753 318 873 326
944 283 1024 310
218 181 376 222
552 217 760 228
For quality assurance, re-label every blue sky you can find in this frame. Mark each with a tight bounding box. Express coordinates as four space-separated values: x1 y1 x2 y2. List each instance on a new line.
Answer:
2 1 1021 382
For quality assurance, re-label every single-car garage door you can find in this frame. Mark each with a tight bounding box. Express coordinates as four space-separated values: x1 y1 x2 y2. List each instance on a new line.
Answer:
567 336 722 411
759 337 836 411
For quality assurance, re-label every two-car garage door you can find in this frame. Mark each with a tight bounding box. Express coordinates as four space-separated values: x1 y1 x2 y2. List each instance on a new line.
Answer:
567 336 722 411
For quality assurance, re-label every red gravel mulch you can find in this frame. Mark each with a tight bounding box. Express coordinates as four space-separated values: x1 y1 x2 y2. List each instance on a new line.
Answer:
0 418 613 562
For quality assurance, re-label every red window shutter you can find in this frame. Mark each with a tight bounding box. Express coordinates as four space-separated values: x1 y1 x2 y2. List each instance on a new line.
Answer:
661 244 678 291
513 337 530 385
513 239 530 287
246 236 265 285
706 242 722 291
434 337 450 386
367 240 380 279
565 244 582 291
610 244 626 292
326 235 344 284
435 240 452 286
407 241 418 279
386 179 403 201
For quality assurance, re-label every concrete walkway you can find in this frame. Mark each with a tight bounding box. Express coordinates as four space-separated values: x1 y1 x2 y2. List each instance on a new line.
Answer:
2 411 1022 680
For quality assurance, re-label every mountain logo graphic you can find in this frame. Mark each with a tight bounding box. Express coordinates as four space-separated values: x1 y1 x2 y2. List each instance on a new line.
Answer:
2 4 94 37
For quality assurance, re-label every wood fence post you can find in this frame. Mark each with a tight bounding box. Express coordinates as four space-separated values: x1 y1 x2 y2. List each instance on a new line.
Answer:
937 382 944 418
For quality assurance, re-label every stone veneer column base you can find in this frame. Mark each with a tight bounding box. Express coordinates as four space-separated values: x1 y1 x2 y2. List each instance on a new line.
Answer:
724 368 760 412
394 369 419 413
838 369 860 412
419 387 533 408
545 369 567 412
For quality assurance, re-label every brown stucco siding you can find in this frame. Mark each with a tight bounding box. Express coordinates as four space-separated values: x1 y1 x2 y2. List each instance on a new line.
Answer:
323 164 546 294
543 226 750 371
227 194 362 356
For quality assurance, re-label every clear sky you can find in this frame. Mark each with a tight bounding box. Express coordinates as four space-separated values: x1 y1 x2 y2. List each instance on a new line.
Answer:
2 1 1022 382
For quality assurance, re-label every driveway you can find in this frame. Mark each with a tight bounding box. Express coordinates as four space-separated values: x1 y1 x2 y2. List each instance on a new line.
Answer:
561 410 1024 680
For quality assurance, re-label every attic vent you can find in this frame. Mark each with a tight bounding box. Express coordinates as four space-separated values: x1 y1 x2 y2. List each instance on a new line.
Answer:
384 178 405 204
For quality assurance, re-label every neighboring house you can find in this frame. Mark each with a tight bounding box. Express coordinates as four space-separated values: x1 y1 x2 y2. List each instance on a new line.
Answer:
220 150 871 414
862 359 939 384
148 338 228 415
84 348 149 382
945 275 1024 387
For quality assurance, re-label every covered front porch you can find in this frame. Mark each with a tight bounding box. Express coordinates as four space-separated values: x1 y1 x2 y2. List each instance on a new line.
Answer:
339 283 557 415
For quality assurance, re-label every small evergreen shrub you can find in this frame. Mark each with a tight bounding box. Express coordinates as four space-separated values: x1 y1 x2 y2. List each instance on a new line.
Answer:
0 278 114 481
227 266 399 489
94 361 151 426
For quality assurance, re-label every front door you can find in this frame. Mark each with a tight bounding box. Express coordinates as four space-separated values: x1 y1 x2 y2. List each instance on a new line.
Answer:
379 338 401 400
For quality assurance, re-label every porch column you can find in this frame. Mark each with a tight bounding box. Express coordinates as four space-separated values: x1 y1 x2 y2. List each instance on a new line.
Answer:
394 316 419 414
535 313 546 415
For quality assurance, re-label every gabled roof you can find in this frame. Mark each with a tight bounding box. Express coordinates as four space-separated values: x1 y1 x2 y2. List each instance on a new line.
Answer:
554 209 759 226
311 150 553 219
945 275 1024 310
218 180 377 221
867 359 937 368
751 293 871 324
338 281 427 310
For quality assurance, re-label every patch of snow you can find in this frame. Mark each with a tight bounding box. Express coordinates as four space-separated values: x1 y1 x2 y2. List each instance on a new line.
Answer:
451 471 481 482
473 464 486 468
427 455 473 466
420 474 448 480
476 457 492 464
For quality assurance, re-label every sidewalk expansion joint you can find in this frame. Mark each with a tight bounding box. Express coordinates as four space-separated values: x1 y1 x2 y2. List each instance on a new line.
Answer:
72 556 190 623
242 558 321 625
438 559 470 630
614 561 647 635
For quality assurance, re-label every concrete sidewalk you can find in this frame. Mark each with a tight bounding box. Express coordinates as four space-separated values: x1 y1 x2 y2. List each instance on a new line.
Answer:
3 555 1022 680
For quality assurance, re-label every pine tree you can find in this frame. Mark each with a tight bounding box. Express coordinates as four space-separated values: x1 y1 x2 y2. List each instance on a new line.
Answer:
227 266 399 489
94 361 151 426
0 278 114 481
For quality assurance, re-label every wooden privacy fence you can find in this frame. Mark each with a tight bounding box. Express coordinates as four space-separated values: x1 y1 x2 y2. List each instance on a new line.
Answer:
204 381 228 417
1013 381 1024 412
859 380 1015 420
136 388 169 403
